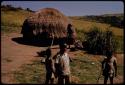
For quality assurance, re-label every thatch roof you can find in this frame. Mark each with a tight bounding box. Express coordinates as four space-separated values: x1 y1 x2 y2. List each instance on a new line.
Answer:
21 8 71 38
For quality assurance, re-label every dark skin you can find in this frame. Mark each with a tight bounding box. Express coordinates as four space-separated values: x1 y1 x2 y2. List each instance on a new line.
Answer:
44 48 55 84
102 54 117 84
67 24 74 49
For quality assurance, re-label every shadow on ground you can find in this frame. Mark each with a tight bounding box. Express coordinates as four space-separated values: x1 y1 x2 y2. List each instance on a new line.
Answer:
11 37 65 46
11 37 60 47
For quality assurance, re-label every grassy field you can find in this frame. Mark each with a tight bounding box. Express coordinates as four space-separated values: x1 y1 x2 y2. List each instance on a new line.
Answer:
1 9 124 37
71 19 123 37
1 9 32 33
13 54 123 84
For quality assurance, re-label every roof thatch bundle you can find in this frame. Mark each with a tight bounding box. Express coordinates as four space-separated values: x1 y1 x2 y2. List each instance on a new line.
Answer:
21 8 71 39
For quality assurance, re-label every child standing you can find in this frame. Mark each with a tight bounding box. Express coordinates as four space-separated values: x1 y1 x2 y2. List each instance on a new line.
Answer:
45 48 55 84
102 51 117 84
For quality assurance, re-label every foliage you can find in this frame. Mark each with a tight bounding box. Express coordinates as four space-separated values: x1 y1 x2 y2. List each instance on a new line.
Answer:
75 29 85 41
83 26 119 55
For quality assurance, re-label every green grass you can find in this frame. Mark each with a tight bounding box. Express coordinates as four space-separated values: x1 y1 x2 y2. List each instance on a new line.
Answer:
1 26 22 33
72 19 123 37
1 10 32 33
13 59 46 84
70 55 102 84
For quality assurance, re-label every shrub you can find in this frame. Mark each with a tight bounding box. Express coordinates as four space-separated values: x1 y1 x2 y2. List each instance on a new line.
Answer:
83 26 118 55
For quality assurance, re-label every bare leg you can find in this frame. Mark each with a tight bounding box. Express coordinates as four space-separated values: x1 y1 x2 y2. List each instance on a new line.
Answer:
58 76 64 85
45 78 49 84
65 75 70 84
110 77 113 84
45 74 50 84
104 76 108 84
50 78 54 84
68 45 70 49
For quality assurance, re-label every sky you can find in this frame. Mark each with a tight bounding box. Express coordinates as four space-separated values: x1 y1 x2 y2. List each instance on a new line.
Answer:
1 1 124 16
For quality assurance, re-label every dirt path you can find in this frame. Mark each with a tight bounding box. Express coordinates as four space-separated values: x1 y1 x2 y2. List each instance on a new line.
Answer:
1 33 46 84
1 32 124 84
1 32 75 84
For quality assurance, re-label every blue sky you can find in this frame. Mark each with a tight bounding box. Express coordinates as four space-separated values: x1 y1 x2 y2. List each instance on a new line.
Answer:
1 1 124 16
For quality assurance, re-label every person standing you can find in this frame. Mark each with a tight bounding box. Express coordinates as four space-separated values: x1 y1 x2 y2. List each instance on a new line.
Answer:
67 24 76 49
102 50 117 84
45 48 55 84
53 44 72 84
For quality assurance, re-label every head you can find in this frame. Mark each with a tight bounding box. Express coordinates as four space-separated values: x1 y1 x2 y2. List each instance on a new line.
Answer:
106 50 113 59
67 24 72 29
59 44 67 54
45 48 52 58
37 48 51 58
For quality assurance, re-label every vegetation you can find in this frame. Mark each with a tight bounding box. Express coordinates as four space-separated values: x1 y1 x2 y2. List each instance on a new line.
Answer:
13 60 46 84
1 5 124 84
83 26 119 54
1 4 123 53
70 14 124 28
1 5 33 33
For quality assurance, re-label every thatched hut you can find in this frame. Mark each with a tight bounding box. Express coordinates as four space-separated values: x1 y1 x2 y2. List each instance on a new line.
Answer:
21 8 75 44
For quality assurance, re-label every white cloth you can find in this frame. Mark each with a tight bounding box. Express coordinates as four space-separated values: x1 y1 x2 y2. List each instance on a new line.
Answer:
56 53 70 76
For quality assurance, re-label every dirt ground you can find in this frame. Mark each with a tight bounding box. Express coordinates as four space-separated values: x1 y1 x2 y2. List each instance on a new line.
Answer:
1 32 124 84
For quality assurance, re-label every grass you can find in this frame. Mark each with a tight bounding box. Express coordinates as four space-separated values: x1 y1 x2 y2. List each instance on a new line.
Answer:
13 59 46 84
1 8 124 84
72 18 123 53
1 26 22 33
72 19 123 36
1 9 123 37
13 54 123 84
115 36 124 53
1 10 32 33
70 55 102 84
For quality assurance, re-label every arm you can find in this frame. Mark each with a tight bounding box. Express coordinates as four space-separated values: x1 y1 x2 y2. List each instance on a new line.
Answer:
69 56 73 62
101 59 105 70
51 59 55 73
114 58 117 77
66 53 72 62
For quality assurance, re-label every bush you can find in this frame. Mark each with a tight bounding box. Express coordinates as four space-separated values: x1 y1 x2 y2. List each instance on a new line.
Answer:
83 26 118 55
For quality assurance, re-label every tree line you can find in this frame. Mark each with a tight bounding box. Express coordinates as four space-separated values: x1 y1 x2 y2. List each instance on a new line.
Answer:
83 15 124 28
1 4 34 12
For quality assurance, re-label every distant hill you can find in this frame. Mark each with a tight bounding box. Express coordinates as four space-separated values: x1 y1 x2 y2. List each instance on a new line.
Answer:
102 13 124 17
69 13 124 28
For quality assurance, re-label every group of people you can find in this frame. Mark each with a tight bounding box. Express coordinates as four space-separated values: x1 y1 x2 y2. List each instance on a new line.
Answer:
41 44 117 84
44 44 72 84
38 23 117 84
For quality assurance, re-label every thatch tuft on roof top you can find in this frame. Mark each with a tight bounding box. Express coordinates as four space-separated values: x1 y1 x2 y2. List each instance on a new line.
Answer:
21 8 72 39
